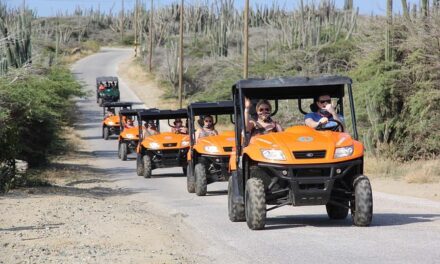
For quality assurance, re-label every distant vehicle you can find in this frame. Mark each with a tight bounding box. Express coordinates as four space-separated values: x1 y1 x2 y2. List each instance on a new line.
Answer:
118 109 142 161
136 109 190 178
186 101 235 196
96 76 120 106
101 102 133 140
228 76 373 230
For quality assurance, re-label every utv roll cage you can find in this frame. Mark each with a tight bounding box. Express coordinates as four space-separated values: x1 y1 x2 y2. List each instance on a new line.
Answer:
187 101 234 146
232 76 357 151
96 76 119 88
137 108 188 140
102 102 134 116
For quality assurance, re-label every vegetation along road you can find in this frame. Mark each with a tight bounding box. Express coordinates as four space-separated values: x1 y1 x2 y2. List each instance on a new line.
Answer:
68 48 440 263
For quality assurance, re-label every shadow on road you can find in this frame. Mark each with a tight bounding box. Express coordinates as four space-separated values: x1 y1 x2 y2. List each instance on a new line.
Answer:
264 212 440 230
371 213 440 226
207 190 228 196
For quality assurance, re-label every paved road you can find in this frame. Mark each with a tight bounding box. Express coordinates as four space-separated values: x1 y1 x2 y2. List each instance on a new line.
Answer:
72 48 440 264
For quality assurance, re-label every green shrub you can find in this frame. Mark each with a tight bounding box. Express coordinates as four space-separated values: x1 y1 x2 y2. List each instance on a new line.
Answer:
0 67 83 167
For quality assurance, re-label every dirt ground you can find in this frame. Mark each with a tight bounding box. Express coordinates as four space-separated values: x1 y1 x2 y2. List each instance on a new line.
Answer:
0 145 204 264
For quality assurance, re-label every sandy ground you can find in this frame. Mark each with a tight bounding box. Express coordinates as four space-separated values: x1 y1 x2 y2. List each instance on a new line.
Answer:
0 146 203 264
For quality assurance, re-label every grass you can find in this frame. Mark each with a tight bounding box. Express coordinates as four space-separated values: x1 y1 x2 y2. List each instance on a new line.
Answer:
365 155 440 184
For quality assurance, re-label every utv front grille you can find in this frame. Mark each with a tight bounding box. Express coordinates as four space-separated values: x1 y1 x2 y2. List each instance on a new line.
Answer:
163 143 177 147
293 150 326 159
223 147 233 152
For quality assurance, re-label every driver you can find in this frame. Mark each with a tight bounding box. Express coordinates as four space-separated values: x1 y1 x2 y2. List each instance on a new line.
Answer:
195 115 218 142
171 118 188 134
245 98 283 136
305 94 344 130
105 108 115 118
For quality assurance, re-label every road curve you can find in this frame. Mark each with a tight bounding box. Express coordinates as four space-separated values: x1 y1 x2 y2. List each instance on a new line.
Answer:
72 48 440 264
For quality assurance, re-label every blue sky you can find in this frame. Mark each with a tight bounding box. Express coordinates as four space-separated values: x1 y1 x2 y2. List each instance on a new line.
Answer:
4 0 419 17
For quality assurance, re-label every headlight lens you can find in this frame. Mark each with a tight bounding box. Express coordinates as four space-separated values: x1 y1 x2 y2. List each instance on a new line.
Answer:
261 149 286 161
108 121 115 125
181 140 190 147
204 146 219 153
334 145 354 158
149 142 160 149
126 134 135 139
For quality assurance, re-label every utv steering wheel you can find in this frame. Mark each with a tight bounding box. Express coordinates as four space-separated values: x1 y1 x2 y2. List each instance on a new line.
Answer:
316 119 344 132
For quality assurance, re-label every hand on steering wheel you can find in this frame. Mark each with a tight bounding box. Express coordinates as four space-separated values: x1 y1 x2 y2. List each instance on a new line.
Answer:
316 119 344 132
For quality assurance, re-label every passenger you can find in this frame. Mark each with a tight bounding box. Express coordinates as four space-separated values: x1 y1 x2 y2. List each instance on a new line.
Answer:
304 94 344 130
143 120 159 138
244 97 283 136
195 115 218 142
125 118 135 129
171 118 188 134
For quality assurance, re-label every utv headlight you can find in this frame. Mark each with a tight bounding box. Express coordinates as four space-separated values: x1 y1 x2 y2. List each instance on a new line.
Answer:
261 149 286 161
181 140 190 147
334 145 354 158
204 146 219 153
149 142 160 149
126 134 135 139
108 121 115 125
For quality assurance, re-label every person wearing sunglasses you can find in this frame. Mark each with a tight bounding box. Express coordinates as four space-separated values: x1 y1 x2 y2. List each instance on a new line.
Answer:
305 94 344 129
195 115 218 142
244 98 283 136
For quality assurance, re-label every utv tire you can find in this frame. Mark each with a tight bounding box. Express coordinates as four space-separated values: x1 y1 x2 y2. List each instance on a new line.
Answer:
98 98 103 106
182 165 187 176
119 142 128 161
187 164 195 193
228 176 245 222
351 175 373 226
245 178 266 230
103 127 109 140
326 201 349 220
142 155 152 178
136 155 144 176
194 163 207 196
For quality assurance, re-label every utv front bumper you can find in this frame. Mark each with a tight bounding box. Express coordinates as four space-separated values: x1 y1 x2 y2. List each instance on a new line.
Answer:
257 159 363 206
148 148 189 168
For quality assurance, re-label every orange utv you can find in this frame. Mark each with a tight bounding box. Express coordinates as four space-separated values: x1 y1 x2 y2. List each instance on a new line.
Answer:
118 109 143 160
102 102 133 140
135 109 190 178
228 76 373 230
186 101 235 196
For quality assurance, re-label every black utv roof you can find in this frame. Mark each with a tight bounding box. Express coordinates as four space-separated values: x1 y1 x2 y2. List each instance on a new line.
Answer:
233 76 352 99
96 76 118 83
188 101 234 116
119 109 144 117
102 102 134 108
138 109 188 120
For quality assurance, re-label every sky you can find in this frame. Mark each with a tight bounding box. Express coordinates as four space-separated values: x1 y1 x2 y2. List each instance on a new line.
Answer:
3 0 419 17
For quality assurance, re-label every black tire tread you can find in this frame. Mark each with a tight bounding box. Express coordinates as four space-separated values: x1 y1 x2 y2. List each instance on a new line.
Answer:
143 155 152 178
245 178 266 230
352 176 373 226
228 176 245 222
195 163 207 196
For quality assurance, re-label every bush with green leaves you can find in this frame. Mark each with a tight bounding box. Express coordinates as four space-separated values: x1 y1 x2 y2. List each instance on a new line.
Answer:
0 67 83 168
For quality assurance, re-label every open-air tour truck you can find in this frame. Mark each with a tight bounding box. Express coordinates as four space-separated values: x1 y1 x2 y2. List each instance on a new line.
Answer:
186 101 236 196
102 102 133 140
136 109 190 178
118 109 142 161
96 76 120 106
228 76 373 230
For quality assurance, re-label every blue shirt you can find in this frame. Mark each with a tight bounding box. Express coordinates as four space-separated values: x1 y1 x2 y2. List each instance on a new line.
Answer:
305 112 344 127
